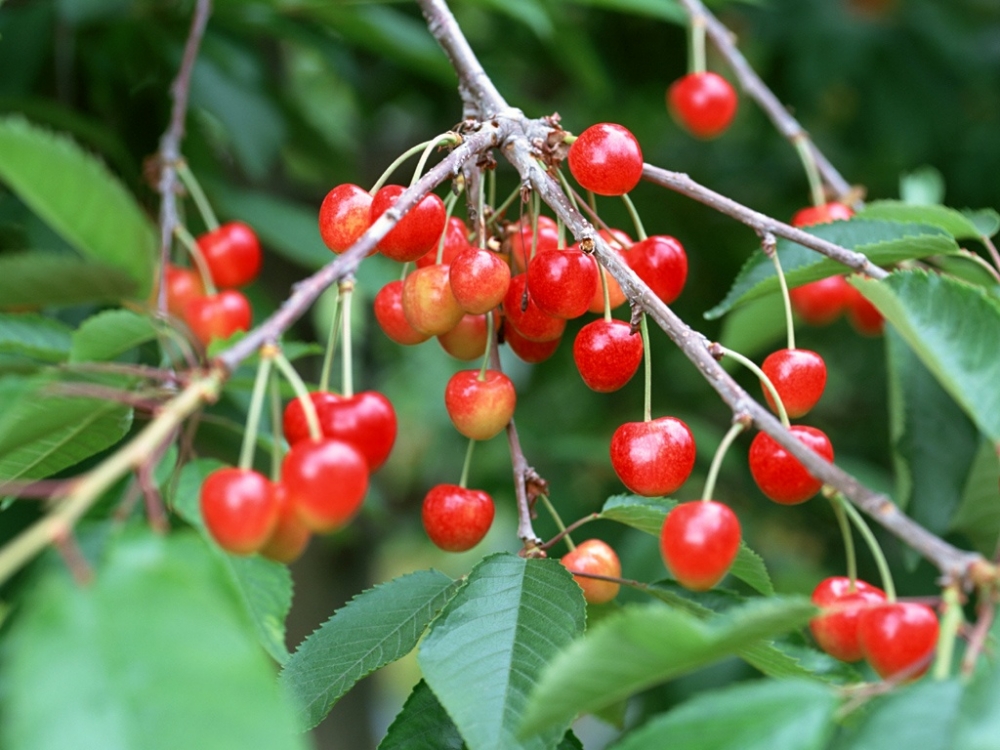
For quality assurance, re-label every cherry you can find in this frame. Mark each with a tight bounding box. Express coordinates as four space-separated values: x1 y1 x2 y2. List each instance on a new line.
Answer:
610 417 696 497
449 246 511 314
748 426 834 504
844 282 884 336
509 216 559 273
760 348 827 418
789 276 851 326
857 601 940 680
318 183 373 254
415 216 470 268
791 201 854 228
402 264 465 336
668 72 738 139
200 467 279 555
660 501 741 591
183 290 252 345
197 221 262 289
374 280 431 345
567 123 644 196
503 274 566 342
525 249 597 320
370 184 447 262
810 577 887 662
283 391 397 471
260 483 311 564
503 323 561 364
560 539 622 604
421 484 495 552
438 313 490 361
163 264 204 318
281 438 369 533
573 319 643 393
586 229 631 313
625 235 688 304
444 369 516 441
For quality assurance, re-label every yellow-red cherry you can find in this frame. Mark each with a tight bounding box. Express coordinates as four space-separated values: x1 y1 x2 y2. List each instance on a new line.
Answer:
416 216 470 268
573 319 643 393
748 426 834 504
449 246 511 315
200 467 279 555
857 601 939 680
438 313 491 361
183 290 252 346
810 577 887 663
196 221 262 288
281 438 369 533
660 501 741 591
401 264 465 336
503 322 561 364
625 235 688 305
370 184 447 262
374 280 431 345
503 274 566 342
560 539 622 604
668 72 738 139
760 348 827 418
567 123 644 196
421 484 495 552
319 183 373 254
444 369 516 441
610 417 696 497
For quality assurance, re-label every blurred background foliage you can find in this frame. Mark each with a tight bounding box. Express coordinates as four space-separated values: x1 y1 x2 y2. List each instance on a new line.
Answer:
1 0 1000 746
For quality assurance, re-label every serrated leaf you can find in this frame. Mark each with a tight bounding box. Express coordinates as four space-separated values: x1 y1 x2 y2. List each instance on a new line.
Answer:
610 679 837 750
0 116 154 295
378 680 466 750
0 252 138 307
860 200 989 240
520 596 816 735
0 313 72 363
0 531 307 750
950 441 1000 556
70 309 158 363
281 570 459 730
419 553 586 750
705 220 958 319
956 631 1000 749
853 270 1000 442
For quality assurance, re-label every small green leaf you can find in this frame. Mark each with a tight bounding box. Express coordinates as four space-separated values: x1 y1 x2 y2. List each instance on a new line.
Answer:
860 200 989 240
956 633 1000 749
0 313 72 363
950 441 1000 557
0 253 138 307
964 209 1000 239
70 309 158 363
898 167 945 207
378 680 466 750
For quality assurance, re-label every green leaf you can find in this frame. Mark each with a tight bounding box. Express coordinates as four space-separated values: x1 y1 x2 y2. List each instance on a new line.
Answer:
378 680 466 750
599 495 773 595
0 116 155 296
964 209 1000 239
419 553 586 750
281 570 459 731
0 313 72 363
718 294 788 362
70 309 158 363
853 270 1000 442
0 252 138 307
562 0 686 23
898 167 945 206
0 531 307 750
956 636 1000 749
520 596 816 735
860 200 992 240
950 441 1000 556
609 679 837 750
705 220 958 319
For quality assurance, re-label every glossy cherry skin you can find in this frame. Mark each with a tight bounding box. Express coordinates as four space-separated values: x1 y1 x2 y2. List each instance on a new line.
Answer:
402 264 465 336
587 228 631 313
164 264 204 318
858 602 940 680
450 246 511 314
668 72 738 139
183 290 252 346
760 348 827 418
810 577 887 662
626 235 688 304
260 483 311 564
281 439 369 533
561 539 621 604
610 417 697 497
661 501 741 591
790 276 851 326
319 183 373 254
844 283 885 336
527 249 597 319
416 216 470 268
438 313 490 361
748 426 834 504
444 369 516 441
573 319 643 393
421 484 495 552
509 216 559 273
503 274 566 342
791 202 854 228
567 123 644 196
200 467 279 555
503 323 561 364
197 221 262 288
370 184 447 262
374 280 431 345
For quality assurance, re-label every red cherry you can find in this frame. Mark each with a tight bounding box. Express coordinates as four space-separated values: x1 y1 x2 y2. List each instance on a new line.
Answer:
610 417 696 497
402 264 465 336
858 602 940 680
416 216 470 268
164 264 204 318
283 391 397 471
421 484 495 552
561 539 622 604
260 483 311 564
503 323 561 364
625 235 688 304
438 313 490 361
791 202 854 228
319 183 373 254
374 280 431 345
503 274 566 342
444 369 516 441
281 439 369 533
527 249 597 319
586 229 631 313
509 216 560 274
450 246 511 314
748 426 834 504
573 319 643 393
790 276 851 326
282 391 340 446
844 282 884 336
668 72 738 139
810 577 887 662
200 467 279 555
370 184 447 262
660 501 741 591
568 123 644 196
183 290 252 345
760 349 827 418
197 222 262 288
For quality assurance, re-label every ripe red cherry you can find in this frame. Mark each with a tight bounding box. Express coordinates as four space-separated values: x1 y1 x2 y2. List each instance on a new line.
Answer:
610 417 697 497
374 280 431 345
444 369 516 441
567 123 644 196
281 438 369 533
510 216 559 273
421 484 495 552
810 577 887 662
790 276 851 326
560 539 622 604
283 391 397 471
573 319 643 393
626 235 688 304
200 467 279 555
438 313 490 361
503 323 561 364
668 72 738 139
450 246 511 314
183 290 252 345
791 202 854 228
318 183 373 254
402 264 465 336
748 426 834 504
260 483 311 564
416 216 470 268
844 283 885 336
197 221 262 288
661 501 741 591
858 602 940 680
527 249 597 320
760 349 827 418
164 264 204 318
503 274 566 342
370 184 447 262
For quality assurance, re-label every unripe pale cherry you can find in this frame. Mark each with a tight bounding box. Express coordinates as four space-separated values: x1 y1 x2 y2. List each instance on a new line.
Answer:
444 369 516 441
668 72 738 139
760 348 827 418
421 484 495 552
567 123 644 196
661 501 741 591
402 265 465 336
318 184 373 254
560 539 622 604
573 319 643 393
748 426 834 504
610 417 696 497
370 184 447 262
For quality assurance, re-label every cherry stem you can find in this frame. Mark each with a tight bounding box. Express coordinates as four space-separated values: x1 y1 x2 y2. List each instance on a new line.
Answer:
556 169 584 216
436 191 460 264
961 588 995 676
837 494 896 602
486 185 519 227
621 193 648 242
173 223 216 295
458 438 476 489
932 584 963 680
764 234 796 350
702 420 746 502
570 570 646 591
410 132 460 187
538 493 574 551
318 291 342 394
719 345 790 428
399 262 410 282
175 160 219 231
794 134 827 209
530 191 541 262
370 137 441 194
981 234 1000 275
477 310 495 382
238 350 274 471
273 351 322 442
600 266 612 323
340 279 355 398
641 313 652 422
829 493 858 588
487 167 496 212
542 513 601 552
953 248 1000 286
688 15 707 75
476 174 486 249
268 373 283 482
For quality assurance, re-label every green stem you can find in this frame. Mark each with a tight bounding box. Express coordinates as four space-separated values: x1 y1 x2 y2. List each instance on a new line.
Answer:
719 345 790 428
556 169 584 215
488 168 496 213
410 132 459 187
933 585 963 680
238 354 273 471
530 191 541 262
476 173 486 249
768 246 796 350
436 191 460 264
176 160 219 231
600 266 612 322
794 135 826 209
486 186 519 227
477 310 495 381
538 493 574 551
340 281 354 398
830 494 858 586
273 352 322 442
173 224 217 295
837 496 896 602
702 421 746 501
319 292 342 394
621 193 648 241
458 438 476 489
641 314 652 422
370 139 436 194
269 373 283 482
689 16 707 75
